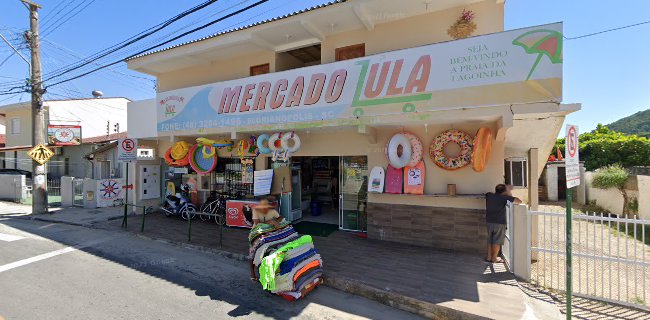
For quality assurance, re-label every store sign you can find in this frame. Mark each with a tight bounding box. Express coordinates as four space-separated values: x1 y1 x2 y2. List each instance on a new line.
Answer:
48 125 81 146
156 23 562 134
97 178 125 207
565 124 580 188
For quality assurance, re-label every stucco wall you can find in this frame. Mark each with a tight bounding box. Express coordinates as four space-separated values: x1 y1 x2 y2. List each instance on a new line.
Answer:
321 1 504 64
155 1 504 93
585 171 648 220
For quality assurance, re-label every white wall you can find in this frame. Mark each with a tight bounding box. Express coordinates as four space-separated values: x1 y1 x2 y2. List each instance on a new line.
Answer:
127 99 157 139
0 174 26 201
585 172 648 220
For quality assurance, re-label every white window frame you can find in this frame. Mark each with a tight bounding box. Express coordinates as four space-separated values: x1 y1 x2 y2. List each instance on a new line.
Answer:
10 118 20 134
505 157 528 188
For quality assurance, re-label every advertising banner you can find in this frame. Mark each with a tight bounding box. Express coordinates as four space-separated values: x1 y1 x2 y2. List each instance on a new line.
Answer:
226 200 257 228
48 125 81 146
156 23 563 135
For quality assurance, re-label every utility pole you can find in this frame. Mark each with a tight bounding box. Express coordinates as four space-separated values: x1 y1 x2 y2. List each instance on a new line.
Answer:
23 0 48 214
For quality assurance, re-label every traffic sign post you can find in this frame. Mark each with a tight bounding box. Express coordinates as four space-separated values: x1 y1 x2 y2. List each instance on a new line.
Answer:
564 124 580 320
118 138 137 228
27 144 54 165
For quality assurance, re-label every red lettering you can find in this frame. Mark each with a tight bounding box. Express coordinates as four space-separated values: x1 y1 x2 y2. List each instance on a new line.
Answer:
387 59 405 96
325 69 347 103
364 62 390 99
219 86 242 113
239 84 256 112
285 76 304 107
404 55 431 94
253 81 271 110
270 79 288 109
304 73 326 105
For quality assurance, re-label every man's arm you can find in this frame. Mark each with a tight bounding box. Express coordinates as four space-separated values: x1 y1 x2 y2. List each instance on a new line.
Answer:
512 197 522 204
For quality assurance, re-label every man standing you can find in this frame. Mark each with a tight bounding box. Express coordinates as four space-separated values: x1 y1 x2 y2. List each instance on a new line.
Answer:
485 184 521 263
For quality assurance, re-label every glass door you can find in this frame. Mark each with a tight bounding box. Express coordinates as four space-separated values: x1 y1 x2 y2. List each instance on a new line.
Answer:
339 156 368 232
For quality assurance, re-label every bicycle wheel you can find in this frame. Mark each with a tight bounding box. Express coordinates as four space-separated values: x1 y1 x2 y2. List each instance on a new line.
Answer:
199 202 213 222
181 204 197 221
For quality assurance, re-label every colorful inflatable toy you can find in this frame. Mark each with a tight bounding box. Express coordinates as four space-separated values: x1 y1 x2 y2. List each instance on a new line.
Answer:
402 132 423 167
165 147 190 167
281 132 301 153
188 144 217 174
386 133 412 169
429 129 473 171
268 133 283 152
471 128 493 172
170 141 191 160
257 134 272 154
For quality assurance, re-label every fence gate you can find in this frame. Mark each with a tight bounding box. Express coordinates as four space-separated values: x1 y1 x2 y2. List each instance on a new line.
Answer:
529 208 649 310
72 179 84 207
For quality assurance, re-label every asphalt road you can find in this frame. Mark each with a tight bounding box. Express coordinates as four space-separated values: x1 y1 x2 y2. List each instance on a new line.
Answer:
0 217 421 320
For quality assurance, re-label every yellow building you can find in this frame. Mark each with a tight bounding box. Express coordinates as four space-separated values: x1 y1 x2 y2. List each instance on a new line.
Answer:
126 0 579 253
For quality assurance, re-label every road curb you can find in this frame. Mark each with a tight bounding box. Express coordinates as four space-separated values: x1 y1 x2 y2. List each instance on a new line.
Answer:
126 232 487 320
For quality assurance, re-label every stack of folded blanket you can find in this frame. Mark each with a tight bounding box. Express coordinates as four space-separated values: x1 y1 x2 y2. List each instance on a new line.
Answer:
249 223 323 301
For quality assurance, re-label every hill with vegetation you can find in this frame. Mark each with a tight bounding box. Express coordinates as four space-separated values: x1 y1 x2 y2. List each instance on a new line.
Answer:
607 108 650 138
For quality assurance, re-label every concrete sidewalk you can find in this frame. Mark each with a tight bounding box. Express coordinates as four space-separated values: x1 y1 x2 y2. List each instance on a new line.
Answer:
0 202 129 227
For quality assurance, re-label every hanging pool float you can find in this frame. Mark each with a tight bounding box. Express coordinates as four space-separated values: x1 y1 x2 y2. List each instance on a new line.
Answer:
189 144 218 174
402 132 423 167
165 147 190 167
268 133 283 152
281 131 301 153
257 134 272 154
429 129 473 171
386 133 412 169
471 128 493 172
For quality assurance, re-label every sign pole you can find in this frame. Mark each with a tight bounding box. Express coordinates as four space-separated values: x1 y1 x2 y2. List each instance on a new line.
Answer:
565 187 572 319
122 164 129 228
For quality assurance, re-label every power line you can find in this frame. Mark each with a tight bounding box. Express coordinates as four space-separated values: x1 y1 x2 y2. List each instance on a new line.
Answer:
42 0 220 81
40 0 81 31
564 20 650 40
42 0 98 37
45 0 270 89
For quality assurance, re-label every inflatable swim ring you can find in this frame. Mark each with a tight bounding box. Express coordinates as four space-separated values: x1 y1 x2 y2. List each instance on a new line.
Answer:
165 147 190 167
237 139 250 158
171 141 190 160
429 129 473 171
386 133 412 169
268 133 283 152
402 132 423 167
188 144 217 174
257 134 272 154
281 131 301 153
471 128 492 172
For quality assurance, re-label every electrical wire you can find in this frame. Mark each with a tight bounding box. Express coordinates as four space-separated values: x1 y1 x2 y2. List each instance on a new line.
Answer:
45 0 270 89
42 0 220 81
42 0 98 37
40 0 82 32
564 20 650 40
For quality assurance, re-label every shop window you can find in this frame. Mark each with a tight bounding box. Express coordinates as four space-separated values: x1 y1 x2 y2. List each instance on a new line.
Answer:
250 63 270 76
505 157 528 188
335 43 365 61
11 118 20 134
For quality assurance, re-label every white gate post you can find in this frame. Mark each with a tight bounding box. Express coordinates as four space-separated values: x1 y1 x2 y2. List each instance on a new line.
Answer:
513 204 531 281
61 176 74 207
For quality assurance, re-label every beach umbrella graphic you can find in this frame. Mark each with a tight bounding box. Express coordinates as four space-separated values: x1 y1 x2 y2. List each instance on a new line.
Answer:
513 29 563 80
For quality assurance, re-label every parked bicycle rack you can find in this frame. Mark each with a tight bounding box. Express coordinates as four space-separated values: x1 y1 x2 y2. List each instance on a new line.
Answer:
122 203 152 232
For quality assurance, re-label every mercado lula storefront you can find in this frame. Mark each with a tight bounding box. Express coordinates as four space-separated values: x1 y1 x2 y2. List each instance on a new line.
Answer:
130 22 575 254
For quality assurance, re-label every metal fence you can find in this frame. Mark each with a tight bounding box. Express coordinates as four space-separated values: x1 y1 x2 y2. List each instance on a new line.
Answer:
530 208 649 309
22 178 62 207
73 179 84 207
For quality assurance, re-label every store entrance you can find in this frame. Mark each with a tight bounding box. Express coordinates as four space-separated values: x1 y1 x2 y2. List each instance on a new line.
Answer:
292 156 340 225
291 156 368 233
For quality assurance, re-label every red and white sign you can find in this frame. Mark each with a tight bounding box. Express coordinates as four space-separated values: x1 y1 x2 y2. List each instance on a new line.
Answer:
225 200 257 229
565 124 580 188
118 138 138 162
47 125 81 146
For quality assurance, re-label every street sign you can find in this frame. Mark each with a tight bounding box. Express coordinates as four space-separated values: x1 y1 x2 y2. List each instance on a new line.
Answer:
27 144 54 165
565 124 580 188
117 138 138 163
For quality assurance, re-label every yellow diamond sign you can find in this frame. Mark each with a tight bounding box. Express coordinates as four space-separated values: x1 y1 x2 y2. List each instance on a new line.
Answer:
27 144 54 165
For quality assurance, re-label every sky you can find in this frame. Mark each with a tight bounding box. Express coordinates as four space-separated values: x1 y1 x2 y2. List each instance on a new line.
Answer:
1 0 649 135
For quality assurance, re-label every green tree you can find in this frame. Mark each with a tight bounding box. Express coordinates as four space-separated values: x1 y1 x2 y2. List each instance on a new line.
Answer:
591 164 630 217
553 124 650 171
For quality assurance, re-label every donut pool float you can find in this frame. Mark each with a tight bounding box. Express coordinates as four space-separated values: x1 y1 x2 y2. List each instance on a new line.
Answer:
281 132 301 153
257 134 272 154
188 144 217 174
471 128 493 172
165 147 190 167
386 133 412 169
429 129 473 171
401 132 423 167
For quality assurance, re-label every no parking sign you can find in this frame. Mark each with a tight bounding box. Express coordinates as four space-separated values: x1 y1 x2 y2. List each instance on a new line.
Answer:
118 138 138 163
565 124 580 188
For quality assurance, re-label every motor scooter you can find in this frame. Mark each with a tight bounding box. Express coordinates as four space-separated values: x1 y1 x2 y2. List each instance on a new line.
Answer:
161 183 197 220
